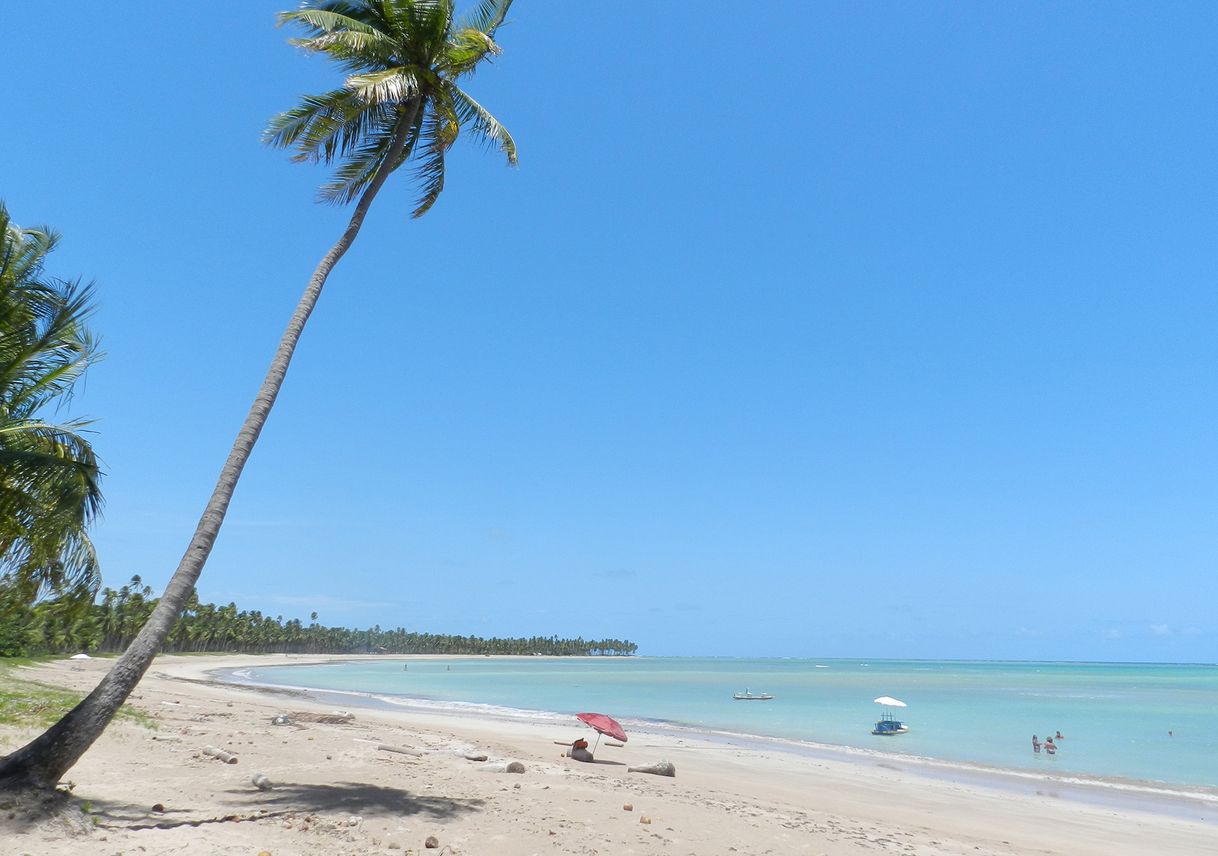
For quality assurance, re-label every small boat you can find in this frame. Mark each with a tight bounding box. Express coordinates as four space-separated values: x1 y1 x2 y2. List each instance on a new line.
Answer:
871 696 909 735
733 689 774 700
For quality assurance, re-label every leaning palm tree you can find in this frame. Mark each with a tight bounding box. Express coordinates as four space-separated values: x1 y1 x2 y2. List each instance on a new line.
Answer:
0 0 516 790
0 202 103 605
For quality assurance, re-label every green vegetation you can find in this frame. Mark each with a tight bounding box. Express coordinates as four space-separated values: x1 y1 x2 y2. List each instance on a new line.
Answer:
2 575 638 658
0 202 103 605
0 670 150 731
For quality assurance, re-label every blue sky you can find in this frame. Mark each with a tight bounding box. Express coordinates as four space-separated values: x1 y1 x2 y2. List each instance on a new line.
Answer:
4 2 1216 661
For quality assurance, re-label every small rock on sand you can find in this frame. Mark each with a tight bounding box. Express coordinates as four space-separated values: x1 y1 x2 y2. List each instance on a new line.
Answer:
425 835 440 848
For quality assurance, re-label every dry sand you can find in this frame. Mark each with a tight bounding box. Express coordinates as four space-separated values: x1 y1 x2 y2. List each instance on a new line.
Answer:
2 654 1214 855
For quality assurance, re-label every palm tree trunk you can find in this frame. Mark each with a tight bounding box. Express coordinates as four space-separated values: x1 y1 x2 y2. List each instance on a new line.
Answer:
0 99 422 791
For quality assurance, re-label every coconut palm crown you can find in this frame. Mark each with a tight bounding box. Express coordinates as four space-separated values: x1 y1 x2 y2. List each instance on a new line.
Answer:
0 203 102 602
265 0 517 217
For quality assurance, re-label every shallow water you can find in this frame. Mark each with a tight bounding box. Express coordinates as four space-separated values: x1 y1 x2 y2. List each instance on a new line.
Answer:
232 656 1218 788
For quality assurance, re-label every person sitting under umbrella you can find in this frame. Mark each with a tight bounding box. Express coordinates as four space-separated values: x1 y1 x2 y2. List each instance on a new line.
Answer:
568 737 593 762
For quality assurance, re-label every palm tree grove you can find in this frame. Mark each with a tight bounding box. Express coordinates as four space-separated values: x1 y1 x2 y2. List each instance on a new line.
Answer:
4 575 636 658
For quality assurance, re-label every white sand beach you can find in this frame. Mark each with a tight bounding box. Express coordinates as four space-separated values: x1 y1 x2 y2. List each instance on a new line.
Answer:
3 654 1215 855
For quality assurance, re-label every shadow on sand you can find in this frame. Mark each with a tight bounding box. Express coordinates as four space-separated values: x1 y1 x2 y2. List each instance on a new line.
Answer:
223 780 484 818
0 788 93 836
80 781 483 831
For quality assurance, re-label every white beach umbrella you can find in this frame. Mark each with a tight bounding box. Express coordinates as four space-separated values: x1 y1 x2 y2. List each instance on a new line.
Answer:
873 696 906 707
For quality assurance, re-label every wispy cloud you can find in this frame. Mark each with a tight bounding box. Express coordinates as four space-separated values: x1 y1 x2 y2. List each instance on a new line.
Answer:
269 594 390 611
1149 624 1172 636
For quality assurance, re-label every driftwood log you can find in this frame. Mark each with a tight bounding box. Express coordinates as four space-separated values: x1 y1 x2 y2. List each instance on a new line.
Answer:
376 744 424 757
202 745 238 764
477 761 525 773
628 760 676 777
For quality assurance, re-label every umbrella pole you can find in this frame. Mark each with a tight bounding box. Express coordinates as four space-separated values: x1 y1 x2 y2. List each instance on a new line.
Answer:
592 733 602 755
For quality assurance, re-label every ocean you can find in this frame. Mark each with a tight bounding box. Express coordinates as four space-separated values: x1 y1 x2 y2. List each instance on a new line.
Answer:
225 656 1218 790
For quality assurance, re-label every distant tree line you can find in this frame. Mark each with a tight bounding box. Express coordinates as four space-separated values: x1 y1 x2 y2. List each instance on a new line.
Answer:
0 575 639 658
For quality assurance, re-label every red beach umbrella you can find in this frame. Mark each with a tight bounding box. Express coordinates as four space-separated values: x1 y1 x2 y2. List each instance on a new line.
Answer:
576 712 628 752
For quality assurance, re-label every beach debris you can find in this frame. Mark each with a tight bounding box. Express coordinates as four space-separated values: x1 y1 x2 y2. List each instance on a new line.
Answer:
628 760 676 777
640 816 652 824
623 803 634 811
377 744 425 757
151 803 165 813
425 835 440 848
201 745 239 764
252 773 274 791
462 753 489 762
270 714 294 726
287 710 356 724
477 761 526 773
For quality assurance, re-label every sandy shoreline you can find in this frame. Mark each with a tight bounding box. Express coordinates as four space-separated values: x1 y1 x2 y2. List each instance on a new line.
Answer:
3 654 1216 855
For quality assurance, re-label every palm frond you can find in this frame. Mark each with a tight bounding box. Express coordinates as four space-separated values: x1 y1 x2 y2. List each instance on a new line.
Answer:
450 85 516 165
345 67 421 104
410 94 460 217
0 279 99 416
316 102 426 204
458 0 512 38
444 28 501 78
0 419 103 601
278 6 386 39
289 31 399 71
264 88 391 165
381 0 453 62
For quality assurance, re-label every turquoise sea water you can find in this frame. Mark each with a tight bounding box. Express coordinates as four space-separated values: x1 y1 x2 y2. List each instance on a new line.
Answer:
231 657 1218 789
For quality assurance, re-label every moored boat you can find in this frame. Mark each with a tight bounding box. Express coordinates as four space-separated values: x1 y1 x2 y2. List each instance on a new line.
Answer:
871 695 909 734
733 689 774 700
